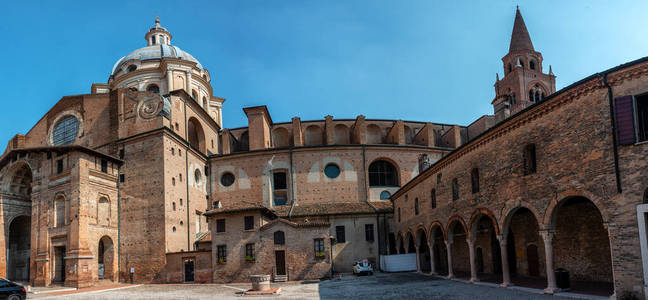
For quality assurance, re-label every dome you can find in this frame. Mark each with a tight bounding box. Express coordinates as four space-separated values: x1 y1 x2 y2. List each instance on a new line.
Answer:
111 44 203 75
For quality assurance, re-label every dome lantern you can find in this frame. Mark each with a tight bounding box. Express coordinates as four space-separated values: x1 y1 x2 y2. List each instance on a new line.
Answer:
145 16 172 46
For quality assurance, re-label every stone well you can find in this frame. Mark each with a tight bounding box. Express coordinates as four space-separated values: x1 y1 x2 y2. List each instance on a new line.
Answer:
250 275 271 291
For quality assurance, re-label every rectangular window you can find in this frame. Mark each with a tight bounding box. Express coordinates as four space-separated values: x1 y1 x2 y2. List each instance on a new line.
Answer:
56 159 63 174
217 245 227 262
216 219 226 233
636 94 648 142
119 174 125 182
101 159 108 173
437 173 442 184
314 238 325 256
245 243 255 260
365 224 374 242
335 226 346 243
119 149 125 159
273 171 288 206
244 216 254 231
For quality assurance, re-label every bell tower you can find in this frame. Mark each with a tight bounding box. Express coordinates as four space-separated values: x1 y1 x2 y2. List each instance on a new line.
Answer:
493 7 556 122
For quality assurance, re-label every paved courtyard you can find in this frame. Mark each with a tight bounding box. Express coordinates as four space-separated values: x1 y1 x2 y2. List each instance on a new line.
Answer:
30 273 585 300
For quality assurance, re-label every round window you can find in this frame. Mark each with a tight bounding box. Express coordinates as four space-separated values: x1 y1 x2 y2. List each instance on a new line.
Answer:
324 164 341 179
220 172 235 187
380 190 391 200
52 115 79 146
194 169 202 184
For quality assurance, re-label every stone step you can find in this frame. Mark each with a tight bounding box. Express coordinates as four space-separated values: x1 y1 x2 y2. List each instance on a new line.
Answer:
273 275 288 282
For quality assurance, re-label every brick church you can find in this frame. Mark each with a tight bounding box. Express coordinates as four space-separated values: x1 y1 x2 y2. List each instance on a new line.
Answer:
0 8 647 299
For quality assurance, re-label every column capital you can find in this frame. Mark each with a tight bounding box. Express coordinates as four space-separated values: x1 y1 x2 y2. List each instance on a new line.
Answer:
497 234 507 246
445 239 453 246
539 229 554 242
466 238 475 247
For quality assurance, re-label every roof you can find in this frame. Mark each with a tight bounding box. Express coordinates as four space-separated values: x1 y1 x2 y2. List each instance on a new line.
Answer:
196 231 211 243
509 8 534 52
274 202 390 218
0 145 123 170
111 44 202 75
203 203 276 217
259 218 329 231
391 55 648 200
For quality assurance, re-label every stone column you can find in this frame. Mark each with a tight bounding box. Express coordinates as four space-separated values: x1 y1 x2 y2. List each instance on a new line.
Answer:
467 238 478 283
540 230 558 294
186 71 192 93
415 246 421 273
429 241 437 274
445 240 454 279
497 234 511 287
166 69 173 92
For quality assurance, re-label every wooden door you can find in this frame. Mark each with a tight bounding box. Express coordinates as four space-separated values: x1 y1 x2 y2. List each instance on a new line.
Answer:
275 251 286 275
526 244 540 276
184 259 195 282
54 247 66 283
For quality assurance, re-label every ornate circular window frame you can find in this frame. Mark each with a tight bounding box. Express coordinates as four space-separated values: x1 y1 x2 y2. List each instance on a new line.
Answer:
47 110 84 146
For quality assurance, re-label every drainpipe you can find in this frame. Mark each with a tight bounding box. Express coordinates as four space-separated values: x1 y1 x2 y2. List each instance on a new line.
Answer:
602 73 623 194
184 99 191 251
362 145 368 202
288 147 295 218
117 162 121 281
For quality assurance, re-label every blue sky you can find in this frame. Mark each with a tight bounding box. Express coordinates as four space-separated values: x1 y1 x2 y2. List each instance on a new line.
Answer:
1 1 647 152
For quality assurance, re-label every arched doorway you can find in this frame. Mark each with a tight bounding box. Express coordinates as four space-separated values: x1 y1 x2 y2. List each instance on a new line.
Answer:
406 232 416 253
397 234 406 254
551 197 613 295
469 213 501 282
503 207 544 286
187 117 206 153
416 229 431 273
430 226 448 275
97 236 114 281
8 216 31 282
4 162 33 283
447 219 469 279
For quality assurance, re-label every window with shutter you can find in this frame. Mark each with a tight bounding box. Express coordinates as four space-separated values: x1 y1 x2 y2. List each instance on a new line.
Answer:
615 95 636 145
636 94 648 142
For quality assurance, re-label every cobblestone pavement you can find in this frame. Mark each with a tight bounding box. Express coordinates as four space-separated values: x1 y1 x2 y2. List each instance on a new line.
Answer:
30 272 570 300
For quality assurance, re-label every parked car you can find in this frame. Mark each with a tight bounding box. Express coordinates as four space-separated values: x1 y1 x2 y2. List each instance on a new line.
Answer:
0 278 26 300
352 259 374 275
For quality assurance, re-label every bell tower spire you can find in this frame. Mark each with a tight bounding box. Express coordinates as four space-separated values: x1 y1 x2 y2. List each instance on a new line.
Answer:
492 7 556 122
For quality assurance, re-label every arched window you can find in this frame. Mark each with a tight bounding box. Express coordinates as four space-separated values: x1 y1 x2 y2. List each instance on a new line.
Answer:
127 65 137 73
146 84 159 94
304 125 323 145
272 128 290 148
366 124 382 144
414 198 419 215
191 90 198 100
368 160 398 187
529 60 536 70
380 190 391 200
55 195 66 227
398 207 401 222
334 124 350 144
274 231 285 245
535 91 540 102
430 189 436 209
529 90 535 102
187 117 206 153
52 115 79 146
452 178 459 201
237 131 249 152
471 168 480 194
524 144 537 175
508 64 512 74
